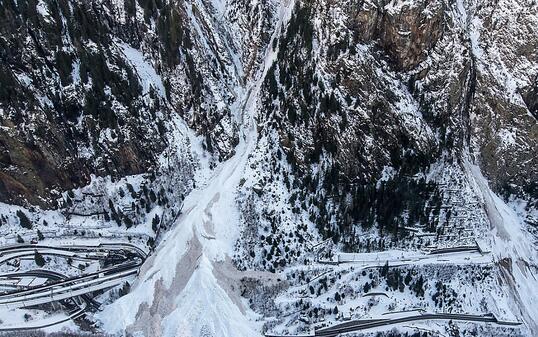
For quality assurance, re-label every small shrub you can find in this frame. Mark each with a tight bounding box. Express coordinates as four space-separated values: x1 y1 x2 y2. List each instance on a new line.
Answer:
34 251 46 267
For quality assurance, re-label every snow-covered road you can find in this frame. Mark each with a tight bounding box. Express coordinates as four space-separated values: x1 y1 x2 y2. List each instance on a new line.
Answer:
325 248 493 267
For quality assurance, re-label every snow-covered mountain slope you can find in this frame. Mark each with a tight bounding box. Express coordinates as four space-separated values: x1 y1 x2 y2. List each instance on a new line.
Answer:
0 0 536 337
0 0 279 206
98 2 296 336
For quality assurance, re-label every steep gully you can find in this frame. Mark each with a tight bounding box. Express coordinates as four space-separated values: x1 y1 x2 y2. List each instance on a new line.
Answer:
98 1 297 337
454 2 538 334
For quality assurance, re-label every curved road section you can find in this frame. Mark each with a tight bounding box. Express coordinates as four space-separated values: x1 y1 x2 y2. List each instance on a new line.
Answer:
0 243 145 331
265 312 521 337
315 313 521 336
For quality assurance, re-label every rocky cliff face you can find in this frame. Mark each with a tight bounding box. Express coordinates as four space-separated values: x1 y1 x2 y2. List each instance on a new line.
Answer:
0 0 280 207
239 0 538 254
470 0 538 197
2 0 534 212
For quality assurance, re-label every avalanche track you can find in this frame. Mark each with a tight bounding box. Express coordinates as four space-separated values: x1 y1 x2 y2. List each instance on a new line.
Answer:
97 1 296 337
468 162 538 335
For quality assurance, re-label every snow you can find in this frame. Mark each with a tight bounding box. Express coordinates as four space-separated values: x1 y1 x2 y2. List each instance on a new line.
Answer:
385 72 436 148
0 306 79 332
1 0 535 336
469 17 484 60
118 42 166 98
455 0 468 26
160 256 258 337
99 2 299 336
498 128 518 148
468 162 538 335
71 60 81 85
36 0 52 22
266 248 516 335
334 249 492 266
0 163 186 253
15 73 32 87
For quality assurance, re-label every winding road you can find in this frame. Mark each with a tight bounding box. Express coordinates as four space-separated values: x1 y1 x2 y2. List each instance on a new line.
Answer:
265 312 521 337
314 312 521 337
0 242 145 331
